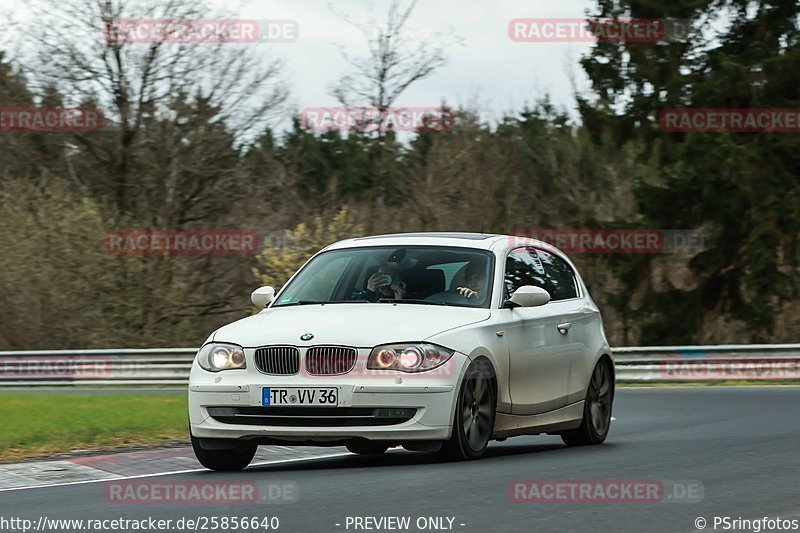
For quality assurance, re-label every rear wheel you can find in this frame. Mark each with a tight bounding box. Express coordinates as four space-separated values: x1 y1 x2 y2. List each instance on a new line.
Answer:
346 441 389 455
190 435 257 471
440 361 496 461
561 358 614 446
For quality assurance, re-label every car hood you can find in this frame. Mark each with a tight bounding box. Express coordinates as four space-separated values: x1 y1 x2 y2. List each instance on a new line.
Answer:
212 304 491 348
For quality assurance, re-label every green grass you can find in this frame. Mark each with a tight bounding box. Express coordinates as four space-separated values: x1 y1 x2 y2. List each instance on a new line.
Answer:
4 382 798 462
0 394 188 462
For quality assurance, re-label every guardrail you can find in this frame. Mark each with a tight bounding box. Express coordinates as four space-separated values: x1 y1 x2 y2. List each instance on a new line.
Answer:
0 344 798 386
613 344 800 382
0 348 196 386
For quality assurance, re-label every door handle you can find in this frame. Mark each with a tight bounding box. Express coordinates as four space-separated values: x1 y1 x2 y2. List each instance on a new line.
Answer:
557 322 571 334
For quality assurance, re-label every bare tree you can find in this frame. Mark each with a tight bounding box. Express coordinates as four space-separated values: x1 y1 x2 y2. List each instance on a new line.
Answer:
327 0 458 231
23 0 288 215
330 0 458 131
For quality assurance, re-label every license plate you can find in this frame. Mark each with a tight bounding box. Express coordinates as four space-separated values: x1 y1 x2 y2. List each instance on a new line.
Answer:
262 387 338 407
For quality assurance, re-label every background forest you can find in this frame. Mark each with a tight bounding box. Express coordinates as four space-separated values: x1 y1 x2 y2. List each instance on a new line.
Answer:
0 0 797 349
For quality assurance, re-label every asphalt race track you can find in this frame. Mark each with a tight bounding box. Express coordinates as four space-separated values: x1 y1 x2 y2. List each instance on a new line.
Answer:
2 387 799 533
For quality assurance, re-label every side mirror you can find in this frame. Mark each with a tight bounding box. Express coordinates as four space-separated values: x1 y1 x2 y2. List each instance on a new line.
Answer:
504 285 550 308
251 286 276 308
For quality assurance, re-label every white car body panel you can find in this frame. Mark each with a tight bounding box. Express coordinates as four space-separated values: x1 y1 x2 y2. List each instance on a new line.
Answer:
212 305 491 348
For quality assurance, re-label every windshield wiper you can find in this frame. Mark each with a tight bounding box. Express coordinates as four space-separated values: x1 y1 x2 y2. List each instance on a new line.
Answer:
377 298 450 306
276 300 324 306
278 299 370 307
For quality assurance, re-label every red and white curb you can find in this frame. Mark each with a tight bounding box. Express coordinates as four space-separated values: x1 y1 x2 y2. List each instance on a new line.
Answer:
0 446 349 492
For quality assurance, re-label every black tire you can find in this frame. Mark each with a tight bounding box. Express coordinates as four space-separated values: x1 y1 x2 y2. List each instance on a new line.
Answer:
346 441 390 455
561 358 614 446
190 435 257 471
439 361 496 461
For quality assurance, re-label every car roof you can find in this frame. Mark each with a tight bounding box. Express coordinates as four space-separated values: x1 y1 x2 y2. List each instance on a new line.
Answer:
324 232 500 251
324 232 567 256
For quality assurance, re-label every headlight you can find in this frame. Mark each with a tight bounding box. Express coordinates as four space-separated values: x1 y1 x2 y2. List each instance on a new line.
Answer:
367 343 454 373
196 343 246 372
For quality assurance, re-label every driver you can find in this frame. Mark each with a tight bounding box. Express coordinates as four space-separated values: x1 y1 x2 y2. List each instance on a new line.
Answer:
354 263 407 302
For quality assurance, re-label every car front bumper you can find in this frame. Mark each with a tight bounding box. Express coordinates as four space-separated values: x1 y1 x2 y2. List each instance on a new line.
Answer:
188 350 468 443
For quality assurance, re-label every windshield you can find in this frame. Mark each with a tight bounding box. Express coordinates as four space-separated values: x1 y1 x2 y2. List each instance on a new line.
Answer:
273 246 493 308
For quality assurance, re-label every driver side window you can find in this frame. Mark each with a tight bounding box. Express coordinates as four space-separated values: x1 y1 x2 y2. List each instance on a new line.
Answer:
504 248 548 298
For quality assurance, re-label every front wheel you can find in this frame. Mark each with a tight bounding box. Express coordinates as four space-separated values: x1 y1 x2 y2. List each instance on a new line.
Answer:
561 358 614 446
439 361 496 461
191 435 257 471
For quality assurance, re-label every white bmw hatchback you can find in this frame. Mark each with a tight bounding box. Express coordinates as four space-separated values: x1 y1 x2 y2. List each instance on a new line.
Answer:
189 232 614 470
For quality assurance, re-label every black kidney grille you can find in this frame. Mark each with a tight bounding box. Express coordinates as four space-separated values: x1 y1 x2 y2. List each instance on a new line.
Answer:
254 346 300 375
305 346 357 375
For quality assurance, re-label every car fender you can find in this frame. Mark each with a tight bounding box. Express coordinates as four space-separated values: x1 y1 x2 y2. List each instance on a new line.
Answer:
426 318 510 413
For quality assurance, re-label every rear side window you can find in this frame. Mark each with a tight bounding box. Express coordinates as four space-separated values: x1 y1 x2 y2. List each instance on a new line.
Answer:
532 248 578 301
504 248 548 298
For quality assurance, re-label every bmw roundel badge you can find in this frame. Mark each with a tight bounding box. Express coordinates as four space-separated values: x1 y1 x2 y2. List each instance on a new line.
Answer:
300 332 314 341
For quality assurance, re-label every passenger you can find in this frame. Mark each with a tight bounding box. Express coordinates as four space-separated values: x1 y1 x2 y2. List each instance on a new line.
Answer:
456 262 487 299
